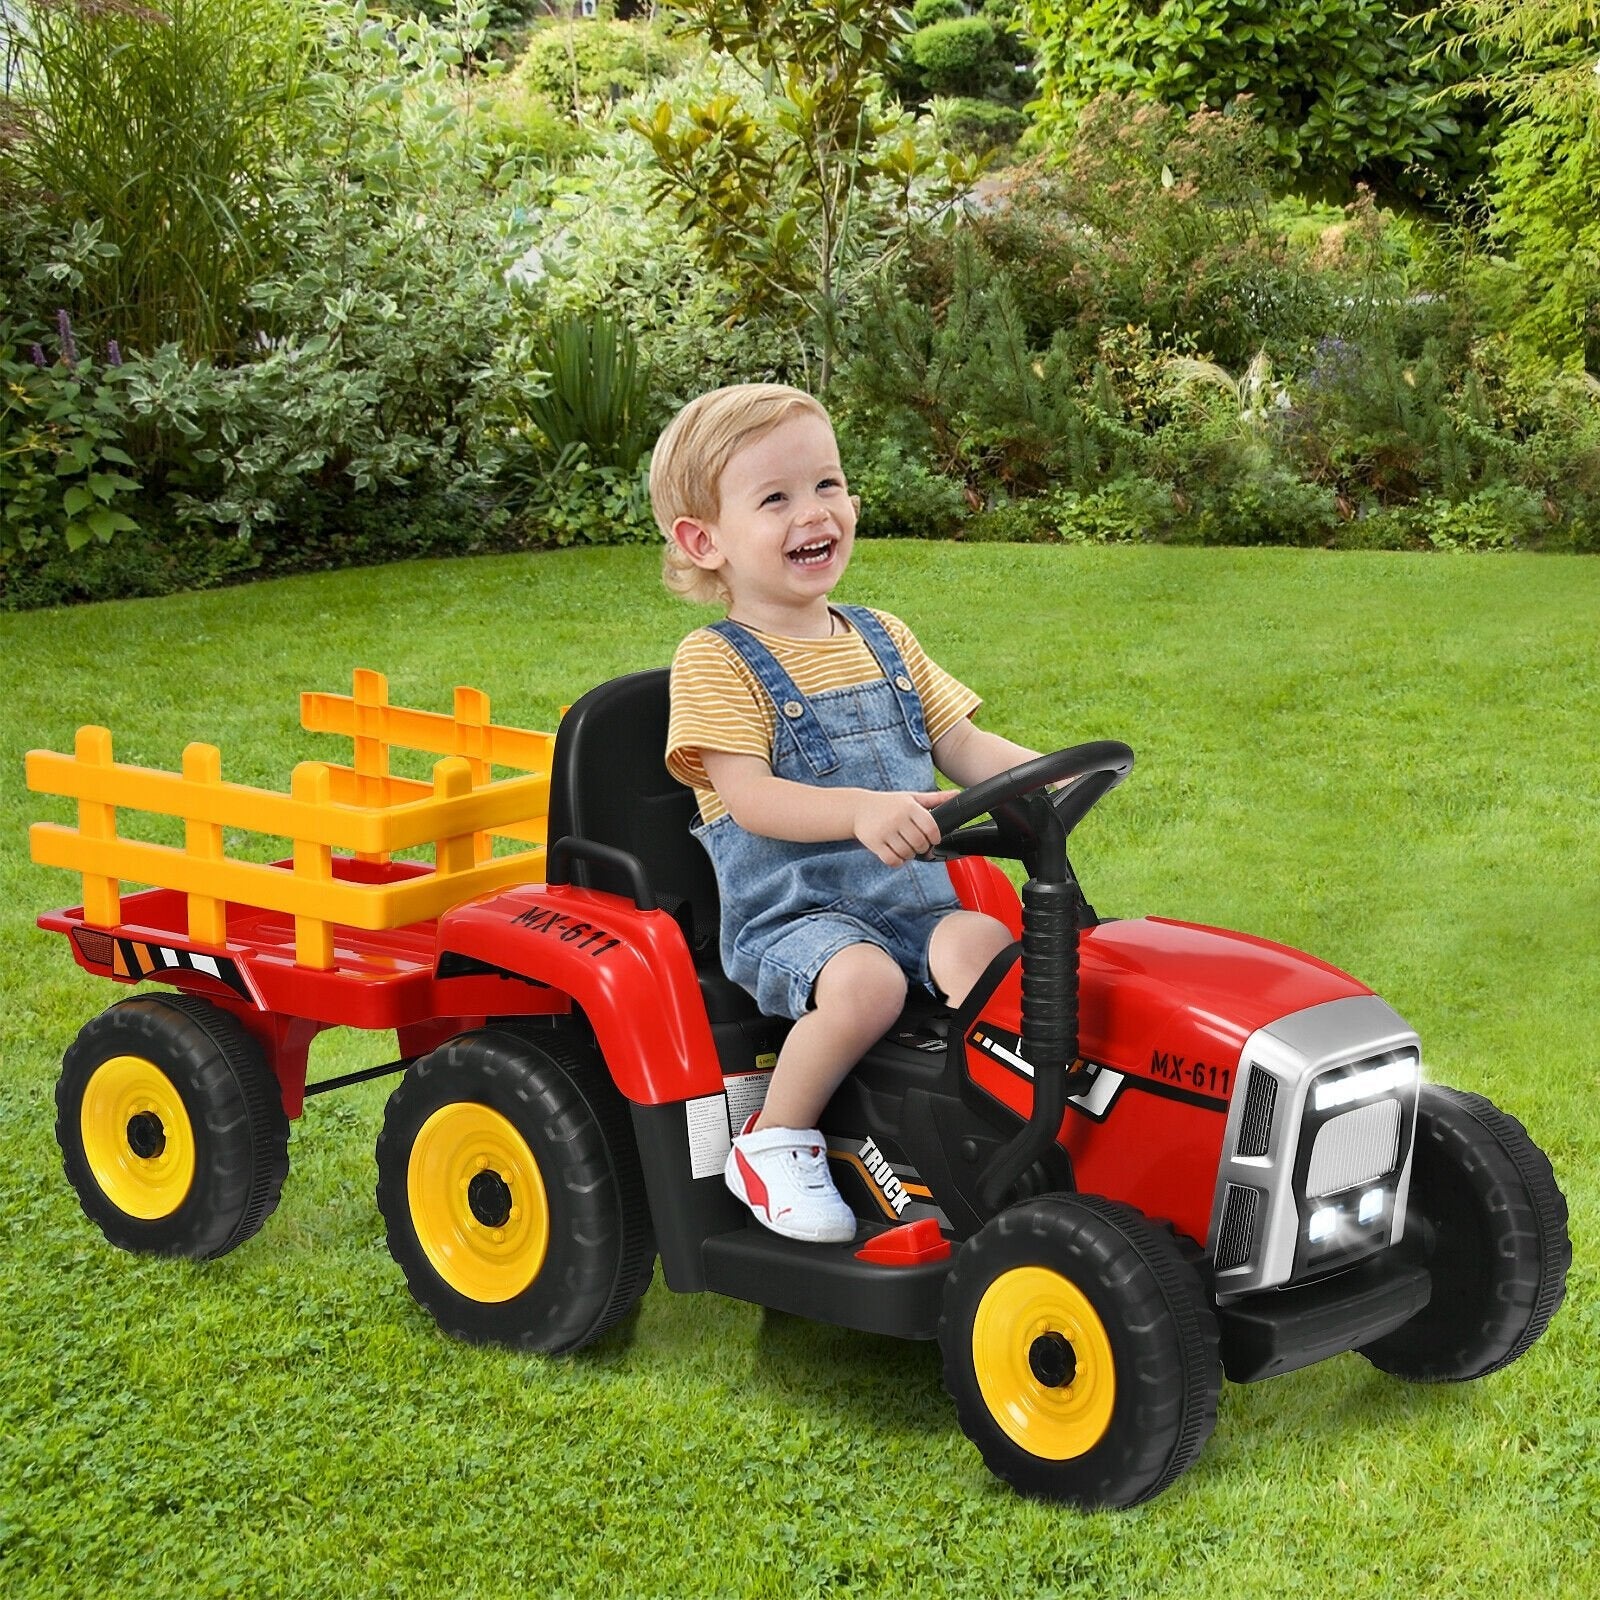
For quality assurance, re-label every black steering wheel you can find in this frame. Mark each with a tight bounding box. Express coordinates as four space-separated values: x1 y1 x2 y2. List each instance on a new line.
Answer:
927 741 1135 867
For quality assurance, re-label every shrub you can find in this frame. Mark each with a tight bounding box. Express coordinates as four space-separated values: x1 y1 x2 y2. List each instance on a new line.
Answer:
0 0 311 360
912 0 967 25
836 432 970 539
1486 98 1600 372
0 316 141 567
514 16 689 117
1021 0 1495 201
929 95 1026 153
472 72 597 175
909 17 999 99
108 3 527 534
1052 474 1182 542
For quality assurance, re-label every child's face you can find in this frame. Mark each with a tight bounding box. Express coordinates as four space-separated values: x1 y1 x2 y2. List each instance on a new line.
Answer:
672 411 858 621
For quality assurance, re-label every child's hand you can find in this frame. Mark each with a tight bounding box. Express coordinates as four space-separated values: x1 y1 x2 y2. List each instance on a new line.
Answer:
852 790 950 866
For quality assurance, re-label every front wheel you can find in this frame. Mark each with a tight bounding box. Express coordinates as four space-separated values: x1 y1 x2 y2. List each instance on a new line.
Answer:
376 1027 654 1353
1360 1084 1569 1382
938 1194 1220 1508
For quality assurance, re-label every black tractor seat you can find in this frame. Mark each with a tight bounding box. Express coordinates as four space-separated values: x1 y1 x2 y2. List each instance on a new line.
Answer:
547 668 759 1023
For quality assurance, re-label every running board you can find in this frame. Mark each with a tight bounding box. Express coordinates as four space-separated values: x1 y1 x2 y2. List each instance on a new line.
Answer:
701 1224 951 1340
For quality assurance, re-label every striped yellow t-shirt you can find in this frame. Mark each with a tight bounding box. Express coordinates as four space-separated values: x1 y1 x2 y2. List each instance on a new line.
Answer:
666 609 981 822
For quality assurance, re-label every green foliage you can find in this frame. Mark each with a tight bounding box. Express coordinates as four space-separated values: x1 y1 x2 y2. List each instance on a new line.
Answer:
912 0 968 23
910 17 1000 98
501 147 804 403
517 313 655 473
470 72 598 174
838 237 1146 494
971 99 1336 369
1485 98 1600 371
513 16 689 117
104 1 523 535
0 318 141 565
0 0 312 360
1021 0 1495 199
930 95 1027 153
634 0 983 387
834 430 971 538
502 452 657 547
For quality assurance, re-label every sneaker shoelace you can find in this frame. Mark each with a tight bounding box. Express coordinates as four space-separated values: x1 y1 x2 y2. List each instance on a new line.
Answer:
787 1144 833 1192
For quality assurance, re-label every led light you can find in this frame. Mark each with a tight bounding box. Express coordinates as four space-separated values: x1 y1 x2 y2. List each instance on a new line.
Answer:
1313 1058 1419 1112
1308 1206 1340 1243
1359 1187 1385 1224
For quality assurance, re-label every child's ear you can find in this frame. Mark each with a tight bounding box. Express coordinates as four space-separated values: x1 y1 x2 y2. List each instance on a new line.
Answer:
670 516 723 570
850 494 862 516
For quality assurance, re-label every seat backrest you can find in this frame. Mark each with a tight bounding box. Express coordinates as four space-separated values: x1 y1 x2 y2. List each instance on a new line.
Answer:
546 668 721 954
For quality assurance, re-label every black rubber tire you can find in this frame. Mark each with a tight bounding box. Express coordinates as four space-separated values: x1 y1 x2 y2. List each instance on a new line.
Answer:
1360 1084 1569 1382
939 1193 1221 1508
376 1027 654 1353
55 992 290 1260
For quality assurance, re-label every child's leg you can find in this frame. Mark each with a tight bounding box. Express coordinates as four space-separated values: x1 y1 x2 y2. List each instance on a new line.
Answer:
928 910 1015 1009
726 940 905 1243
756 941 907 1130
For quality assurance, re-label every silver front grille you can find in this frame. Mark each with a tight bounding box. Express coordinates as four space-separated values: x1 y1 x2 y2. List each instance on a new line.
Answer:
1214 1183 1262 1271
1236 1066 1277 1157
1306 1098 1403 1195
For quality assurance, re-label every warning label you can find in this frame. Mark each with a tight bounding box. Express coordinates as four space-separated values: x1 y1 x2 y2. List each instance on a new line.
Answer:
687 1095 731 1180
722 1070 772 1138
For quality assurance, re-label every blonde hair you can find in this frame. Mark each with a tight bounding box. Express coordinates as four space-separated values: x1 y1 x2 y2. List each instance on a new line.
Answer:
650 383 832 606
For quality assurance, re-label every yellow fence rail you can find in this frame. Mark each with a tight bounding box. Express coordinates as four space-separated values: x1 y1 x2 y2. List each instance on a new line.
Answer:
27 671 555 970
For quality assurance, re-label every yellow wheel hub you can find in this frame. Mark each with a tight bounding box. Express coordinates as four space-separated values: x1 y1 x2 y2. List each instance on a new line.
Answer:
971 1265 1116 1460
80 1054 197 1220
407 1102 549 1303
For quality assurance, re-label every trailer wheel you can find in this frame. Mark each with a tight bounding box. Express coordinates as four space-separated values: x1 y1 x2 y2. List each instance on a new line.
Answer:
939 1194 1220 1508
55 992 290 1260
1361 1084 1569 1382
376 1028 654 1353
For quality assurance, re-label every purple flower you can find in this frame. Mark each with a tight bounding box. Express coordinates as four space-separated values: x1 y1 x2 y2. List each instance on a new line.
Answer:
107 340 123 367
30 343 47 367
57 309 78 365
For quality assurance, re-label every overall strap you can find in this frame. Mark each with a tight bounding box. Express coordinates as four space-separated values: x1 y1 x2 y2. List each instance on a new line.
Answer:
833 606 932 752
704 619 841 777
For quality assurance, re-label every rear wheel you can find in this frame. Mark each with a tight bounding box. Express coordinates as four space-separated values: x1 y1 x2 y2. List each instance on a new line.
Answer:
376 1027 653 1352
1360 1085 1569 1382
55 992 290 1260
939 1193 1220 1508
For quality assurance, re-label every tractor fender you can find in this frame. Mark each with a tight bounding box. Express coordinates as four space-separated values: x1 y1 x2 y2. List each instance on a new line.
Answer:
436 882 723 1106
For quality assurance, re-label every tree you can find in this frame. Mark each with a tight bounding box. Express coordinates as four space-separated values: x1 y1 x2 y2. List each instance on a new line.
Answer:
1021 0 1496 203
633 0 982 388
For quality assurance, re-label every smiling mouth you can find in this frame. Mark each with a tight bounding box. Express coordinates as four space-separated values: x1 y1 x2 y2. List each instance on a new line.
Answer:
787 538 836 567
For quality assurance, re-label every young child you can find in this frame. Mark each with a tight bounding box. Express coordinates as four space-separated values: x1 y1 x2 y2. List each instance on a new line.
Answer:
653 383 1039 1243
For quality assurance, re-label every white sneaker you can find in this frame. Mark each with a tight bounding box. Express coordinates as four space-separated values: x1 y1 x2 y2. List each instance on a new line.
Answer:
725 1120 858 1244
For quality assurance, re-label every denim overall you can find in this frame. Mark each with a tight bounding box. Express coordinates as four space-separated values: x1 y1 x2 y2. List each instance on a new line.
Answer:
691 605 962 1021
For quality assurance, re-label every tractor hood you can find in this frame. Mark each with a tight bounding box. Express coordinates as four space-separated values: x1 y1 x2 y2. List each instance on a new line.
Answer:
1076 916 1372 1077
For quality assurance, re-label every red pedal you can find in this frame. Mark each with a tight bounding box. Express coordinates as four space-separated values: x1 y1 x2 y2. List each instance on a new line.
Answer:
855 1217 951 1266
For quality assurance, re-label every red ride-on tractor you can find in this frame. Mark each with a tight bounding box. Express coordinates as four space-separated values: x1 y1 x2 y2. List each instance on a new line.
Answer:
33 670 1571 1508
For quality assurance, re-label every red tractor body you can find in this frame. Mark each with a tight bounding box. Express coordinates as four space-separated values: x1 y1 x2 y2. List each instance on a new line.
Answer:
28 669 1569 1509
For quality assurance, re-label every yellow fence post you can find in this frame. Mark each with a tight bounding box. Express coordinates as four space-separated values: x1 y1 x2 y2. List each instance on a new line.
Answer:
453 686 493 863
181 742 228 946
291 762 335 970
432 757 476 882
352 668 391 864
75 726 121 928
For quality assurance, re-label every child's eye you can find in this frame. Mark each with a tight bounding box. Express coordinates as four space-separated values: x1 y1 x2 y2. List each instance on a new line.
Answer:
818 477 845 492
760 491 786 506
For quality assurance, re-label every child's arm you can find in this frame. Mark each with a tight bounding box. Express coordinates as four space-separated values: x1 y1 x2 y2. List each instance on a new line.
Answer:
932 717 1041 788
700 750 947 867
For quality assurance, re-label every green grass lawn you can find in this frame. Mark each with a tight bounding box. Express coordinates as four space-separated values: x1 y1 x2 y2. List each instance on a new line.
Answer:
2 544 1595 1598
